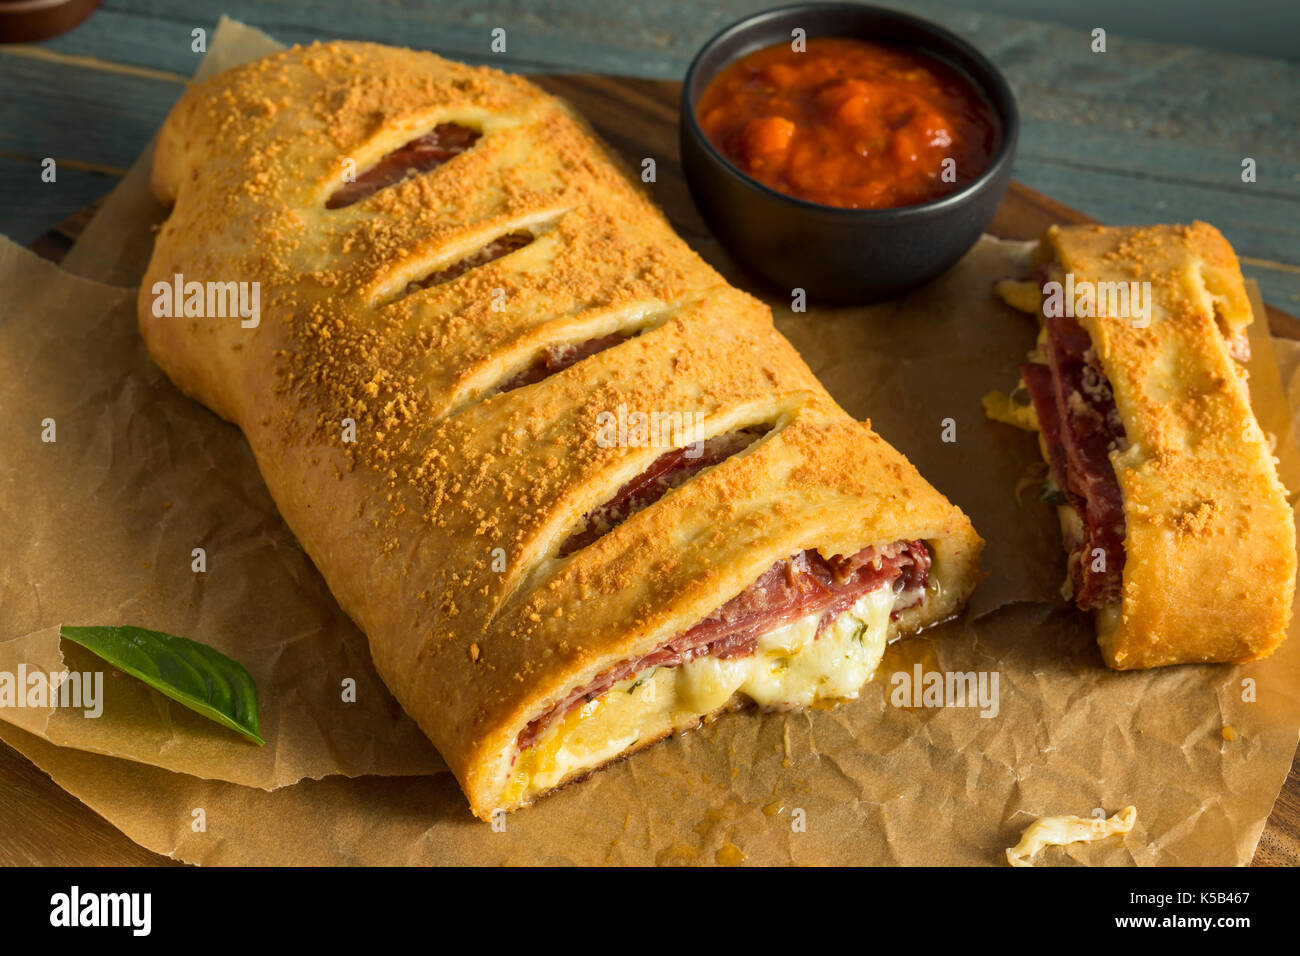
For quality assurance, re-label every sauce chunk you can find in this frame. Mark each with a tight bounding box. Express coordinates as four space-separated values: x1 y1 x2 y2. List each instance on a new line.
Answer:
696 38 997 209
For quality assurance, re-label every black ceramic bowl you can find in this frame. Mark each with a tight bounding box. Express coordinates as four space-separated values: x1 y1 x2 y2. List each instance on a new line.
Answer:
681 3 1019 303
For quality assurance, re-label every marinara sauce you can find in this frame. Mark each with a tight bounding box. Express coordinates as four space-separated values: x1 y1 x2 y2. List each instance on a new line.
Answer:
696 37 998 209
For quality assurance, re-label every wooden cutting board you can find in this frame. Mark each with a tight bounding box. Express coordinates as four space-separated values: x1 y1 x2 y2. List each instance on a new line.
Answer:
4 74 1298 867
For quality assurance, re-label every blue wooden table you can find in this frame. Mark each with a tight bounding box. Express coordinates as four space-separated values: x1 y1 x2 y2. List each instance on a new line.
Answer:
2 1 1297 308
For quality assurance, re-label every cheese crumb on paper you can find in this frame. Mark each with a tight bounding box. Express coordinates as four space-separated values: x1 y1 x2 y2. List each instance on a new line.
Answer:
994 277 1041 315
981 388 1039 431
1005 806 1137 867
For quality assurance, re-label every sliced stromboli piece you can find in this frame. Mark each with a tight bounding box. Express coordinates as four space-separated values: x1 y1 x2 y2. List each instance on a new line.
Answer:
140 41 982 820
988 222 1295 669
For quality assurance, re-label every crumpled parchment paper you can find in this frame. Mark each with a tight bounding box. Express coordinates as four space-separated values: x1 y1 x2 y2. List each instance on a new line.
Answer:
0 16 1296 865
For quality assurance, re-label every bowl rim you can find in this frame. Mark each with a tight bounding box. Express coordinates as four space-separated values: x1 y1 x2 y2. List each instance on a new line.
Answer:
680 1 1020 220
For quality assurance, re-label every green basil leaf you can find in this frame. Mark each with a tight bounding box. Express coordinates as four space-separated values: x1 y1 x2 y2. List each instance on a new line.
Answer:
59 625 264 745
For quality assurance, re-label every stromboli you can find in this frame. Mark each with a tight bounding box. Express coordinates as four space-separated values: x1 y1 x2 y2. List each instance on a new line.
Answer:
139 40 982 818
990 222 1295 669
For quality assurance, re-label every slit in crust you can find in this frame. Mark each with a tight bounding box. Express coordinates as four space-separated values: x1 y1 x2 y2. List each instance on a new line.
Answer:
399 230 535 298
447 300 690 418
326 122 481 208
496 331 634 395
558 426 772 557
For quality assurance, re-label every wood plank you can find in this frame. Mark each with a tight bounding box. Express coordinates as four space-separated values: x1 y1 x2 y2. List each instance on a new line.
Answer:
0 50 174 171
0 157 119 246
6 1 1299 287
0 43 187 84
1009 157 1300 308
0 741 175 866
8 70 1299 868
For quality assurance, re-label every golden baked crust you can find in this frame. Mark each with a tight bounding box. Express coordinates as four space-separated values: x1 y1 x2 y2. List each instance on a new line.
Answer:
1009 223 1294 668
140 41 982 818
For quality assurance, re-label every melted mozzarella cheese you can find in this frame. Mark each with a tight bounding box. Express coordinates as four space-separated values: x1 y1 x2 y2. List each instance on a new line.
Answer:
1005 806 1137 867
504 587 896 805
981 387 1039 431
994 278 1041 315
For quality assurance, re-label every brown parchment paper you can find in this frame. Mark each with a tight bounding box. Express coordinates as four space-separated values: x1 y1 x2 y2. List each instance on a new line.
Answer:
0 239 443 787
1 17 1297 865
